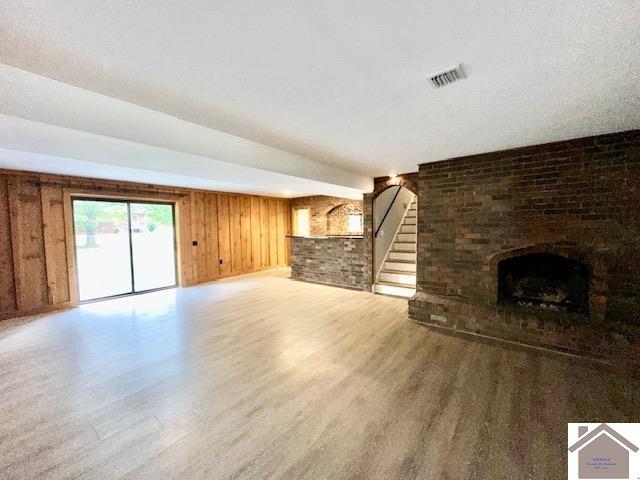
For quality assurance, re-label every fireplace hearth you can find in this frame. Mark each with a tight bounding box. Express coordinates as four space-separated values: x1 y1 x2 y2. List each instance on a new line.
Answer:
407 129 640 357
498 253 591 314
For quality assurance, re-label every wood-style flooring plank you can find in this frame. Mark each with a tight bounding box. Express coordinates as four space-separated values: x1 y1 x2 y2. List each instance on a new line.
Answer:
0 269 637 480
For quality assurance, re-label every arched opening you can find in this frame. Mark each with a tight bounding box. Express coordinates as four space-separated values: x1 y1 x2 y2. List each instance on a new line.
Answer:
373 185 415 235
372 185 417 297
326 203 363 235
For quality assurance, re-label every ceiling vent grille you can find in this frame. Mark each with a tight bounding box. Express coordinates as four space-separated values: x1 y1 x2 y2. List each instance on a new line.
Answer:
428 64 465 88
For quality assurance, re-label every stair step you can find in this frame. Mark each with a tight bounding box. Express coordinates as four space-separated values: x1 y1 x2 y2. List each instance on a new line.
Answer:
387 251 416 261
378 271 416 285
396 232 416 242
393 242 416 252
400 224 416 233
384 260 416 272
403 217 416 225
373 281 416 298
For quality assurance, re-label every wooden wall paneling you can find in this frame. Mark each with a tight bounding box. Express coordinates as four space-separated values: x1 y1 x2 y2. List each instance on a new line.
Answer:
250 197 261 270
260 198 270 269
40 183 70 305
192 192 208 283
7 176 49 311
229 195 242 273
189 193 199 282
268 199 278 267
177 195 195 286
276 200 286 266
216 195 232 277
205 193 219 281
0 175 17 315
285 200 291 266
240 196 252 272
62 190 79 304
0 168 293 321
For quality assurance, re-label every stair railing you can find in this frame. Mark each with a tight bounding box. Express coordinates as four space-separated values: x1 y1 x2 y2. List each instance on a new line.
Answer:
374 185 402 238
374 191 415 281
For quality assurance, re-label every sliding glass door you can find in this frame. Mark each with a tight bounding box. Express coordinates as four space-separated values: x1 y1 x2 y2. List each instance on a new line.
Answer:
73 199 177 302
130 202 177 292
73 200 132 300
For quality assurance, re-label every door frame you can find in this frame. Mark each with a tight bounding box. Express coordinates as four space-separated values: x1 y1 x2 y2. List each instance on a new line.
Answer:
70 196 179 304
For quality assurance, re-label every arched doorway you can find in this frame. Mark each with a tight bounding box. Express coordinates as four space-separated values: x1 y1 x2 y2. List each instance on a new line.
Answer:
372 185 417 297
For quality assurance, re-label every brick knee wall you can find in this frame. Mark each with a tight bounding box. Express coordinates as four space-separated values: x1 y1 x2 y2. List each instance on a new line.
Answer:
290 237 366 290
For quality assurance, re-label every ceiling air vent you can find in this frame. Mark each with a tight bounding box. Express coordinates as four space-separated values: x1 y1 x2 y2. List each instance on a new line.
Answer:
428 64 465 88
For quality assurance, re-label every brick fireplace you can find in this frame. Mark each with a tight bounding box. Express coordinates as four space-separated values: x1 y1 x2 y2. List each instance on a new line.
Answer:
496 247 592 315
408 130 640 357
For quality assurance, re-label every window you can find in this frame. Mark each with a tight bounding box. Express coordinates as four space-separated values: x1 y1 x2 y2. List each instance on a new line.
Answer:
347 213 363 233
294 208 310 236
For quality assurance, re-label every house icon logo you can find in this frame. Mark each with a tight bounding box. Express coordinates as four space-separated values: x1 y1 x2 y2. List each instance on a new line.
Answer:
568 423 640 479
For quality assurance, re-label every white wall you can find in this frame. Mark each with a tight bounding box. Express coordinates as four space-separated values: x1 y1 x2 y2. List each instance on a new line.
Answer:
374 186 414 276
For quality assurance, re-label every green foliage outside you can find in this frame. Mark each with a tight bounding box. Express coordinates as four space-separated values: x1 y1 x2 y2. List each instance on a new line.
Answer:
74 201 172 248
74 201 127 248
137 204 172 227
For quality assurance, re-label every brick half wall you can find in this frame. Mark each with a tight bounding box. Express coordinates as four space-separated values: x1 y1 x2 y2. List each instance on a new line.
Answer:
290 237 366 290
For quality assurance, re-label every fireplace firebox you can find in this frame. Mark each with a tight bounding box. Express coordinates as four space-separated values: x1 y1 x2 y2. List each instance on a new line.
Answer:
497 253 591 314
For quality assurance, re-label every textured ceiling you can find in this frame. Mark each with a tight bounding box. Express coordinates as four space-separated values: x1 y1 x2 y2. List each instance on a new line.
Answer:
1 0 639 178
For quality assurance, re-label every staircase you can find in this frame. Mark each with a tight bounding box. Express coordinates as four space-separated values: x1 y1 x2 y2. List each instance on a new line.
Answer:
373 197 417 298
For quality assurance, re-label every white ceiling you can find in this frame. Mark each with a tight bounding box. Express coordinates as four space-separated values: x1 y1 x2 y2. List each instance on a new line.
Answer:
1 0 639 190
0 65 369 198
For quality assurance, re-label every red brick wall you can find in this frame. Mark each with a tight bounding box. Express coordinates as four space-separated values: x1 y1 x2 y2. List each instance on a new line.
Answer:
290 195 362 236
410 129 640 355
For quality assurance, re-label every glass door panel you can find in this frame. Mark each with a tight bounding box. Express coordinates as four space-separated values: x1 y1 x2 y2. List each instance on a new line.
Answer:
130 202 177 292
73 199 132 301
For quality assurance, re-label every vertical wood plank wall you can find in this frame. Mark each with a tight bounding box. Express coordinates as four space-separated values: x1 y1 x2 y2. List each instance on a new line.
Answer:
0 169 291 321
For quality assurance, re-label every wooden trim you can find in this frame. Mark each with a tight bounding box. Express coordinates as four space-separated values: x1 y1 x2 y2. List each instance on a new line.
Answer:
62 189 79 304
64 188 182 203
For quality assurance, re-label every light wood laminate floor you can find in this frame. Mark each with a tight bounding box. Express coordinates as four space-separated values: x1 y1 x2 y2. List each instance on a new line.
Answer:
0 269 638 480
